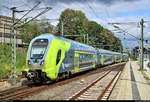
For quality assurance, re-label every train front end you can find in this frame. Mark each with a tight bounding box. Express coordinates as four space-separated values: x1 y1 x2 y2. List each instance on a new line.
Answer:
22 37 50 82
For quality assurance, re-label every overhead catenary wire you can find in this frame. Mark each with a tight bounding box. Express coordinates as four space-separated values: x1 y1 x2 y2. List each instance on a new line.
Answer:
109 24 140 40
16 7 52 29
86 0 100 20
20 0 43 17
109 21 150 44
17 1 59 26
109 23 140 51
14 1 41 25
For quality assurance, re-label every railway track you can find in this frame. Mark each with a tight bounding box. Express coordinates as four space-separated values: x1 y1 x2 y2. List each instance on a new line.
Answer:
0 79 8 82
0 75 23 82
68 64 124 100
0 62 125 100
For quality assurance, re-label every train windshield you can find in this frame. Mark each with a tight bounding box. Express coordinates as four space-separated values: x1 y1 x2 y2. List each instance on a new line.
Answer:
30 39 48 59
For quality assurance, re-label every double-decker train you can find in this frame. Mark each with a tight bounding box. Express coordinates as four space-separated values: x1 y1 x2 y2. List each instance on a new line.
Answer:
22 33 128 83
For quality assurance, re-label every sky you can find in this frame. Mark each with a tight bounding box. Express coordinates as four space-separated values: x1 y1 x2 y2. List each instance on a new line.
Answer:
0 0 150 50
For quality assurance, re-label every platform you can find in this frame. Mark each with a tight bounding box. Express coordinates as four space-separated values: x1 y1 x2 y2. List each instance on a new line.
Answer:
109 61 150 100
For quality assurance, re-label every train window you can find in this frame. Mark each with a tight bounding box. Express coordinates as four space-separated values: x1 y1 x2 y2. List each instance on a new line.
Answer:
70 55 73 58
56 50 61 65
31 39 48 59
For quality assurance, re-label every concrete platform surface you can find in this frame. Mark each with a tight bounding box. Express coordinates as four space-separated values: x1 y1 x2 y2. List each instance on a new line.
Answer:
109 61 150 100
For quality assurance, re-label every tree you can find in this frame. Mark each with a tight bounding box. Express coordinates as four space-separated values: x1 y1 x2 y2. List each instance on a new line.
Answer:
87 21 104 46
57 8 123 52
112 37 123 52
19 22 39 44
19 19 55 44
102 28 116 50
57 8 88 42
87 21 123 52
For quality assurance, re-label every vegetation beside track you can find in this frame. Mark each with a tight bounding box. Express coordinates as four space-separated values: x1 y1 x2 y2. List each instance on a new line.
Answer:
0 44 26 79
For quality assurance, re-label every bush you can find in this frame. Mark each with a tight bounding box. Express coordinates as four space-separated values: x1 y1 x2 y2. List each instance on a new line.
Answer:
16 51 26 75
130 55 137 61
0 44 27 79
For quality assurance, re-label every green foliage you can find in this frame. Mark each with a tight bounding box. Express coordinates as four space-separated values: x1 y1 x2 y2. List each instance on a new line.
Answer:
57 8 123 52
0 44 26 79
57 8 88 42
87 21 104 46
139 69 150 80
19 23 38 44
20 8 123 52
16 51 26 75
130 55 137 61
111 37 123 52
19 8 123 53
0 44 11 79
19 20 55 44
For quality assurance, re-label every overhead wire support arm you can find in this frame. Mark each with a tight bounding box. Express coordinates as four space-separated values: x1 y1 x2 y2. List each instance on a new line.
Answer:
14 1 41 25
108 23 140 40
108 22 138 25
16 7 52 29
121 29 140 40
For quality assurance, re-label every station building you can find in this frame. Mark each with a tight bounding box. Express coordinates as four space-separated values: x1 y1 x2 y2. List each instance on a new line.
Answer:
0 15 25 47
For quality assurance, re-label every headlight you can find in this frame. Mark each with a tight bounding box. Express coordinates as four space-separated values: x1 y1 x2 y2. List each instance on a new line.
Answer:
28 60 31 65
40 60 45 66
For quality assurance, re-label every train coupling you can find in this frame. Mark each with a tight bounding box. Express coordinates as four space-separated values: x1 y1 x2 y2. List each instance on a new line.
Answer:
22 71 27 77
28 70 38 79
22 70 48 82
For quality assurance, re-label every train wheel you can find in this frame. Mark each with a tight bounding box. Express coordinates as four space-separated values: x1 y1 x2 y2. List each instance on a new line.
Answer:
65 72 70 79
55 76 60 82
22 80 32 86
62 73 66 79
69 71 72 77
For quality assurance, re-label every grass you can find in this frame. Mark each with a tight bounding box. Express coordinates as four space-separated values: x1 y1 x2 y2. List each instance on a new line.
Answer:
138 69 147 71
0 44 27 79
129 56 137 61
138 69 150 80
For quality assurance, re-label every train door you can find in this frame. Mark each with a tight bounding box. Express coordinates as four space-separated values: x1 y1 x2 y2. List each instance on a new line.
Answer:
93 54 96 68
115 55 117 63
112 55 115 63
74 53 79 72
101 54 104 65
97 54 101 66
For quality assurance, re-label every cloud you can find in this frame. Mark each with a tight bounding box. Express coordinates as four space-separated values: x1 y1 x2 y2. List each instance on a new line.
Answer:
0 0 150 50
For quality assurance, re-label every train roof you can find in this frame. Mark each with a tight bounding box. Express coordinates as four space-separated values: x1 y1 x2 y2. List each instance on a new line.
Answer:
96 48 122 55
32 34 128 56
33 33 96 53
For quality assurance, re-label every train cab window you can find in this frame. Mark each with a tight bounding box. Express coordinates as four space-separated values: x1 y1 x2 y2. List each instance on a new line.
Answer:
31 39 48 59
56 50 61 65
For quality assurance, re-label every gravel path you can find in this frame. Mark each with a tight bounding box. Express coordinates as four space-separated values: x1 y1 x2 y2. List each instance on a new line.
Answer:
0 78 25 92
23 71 108 100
